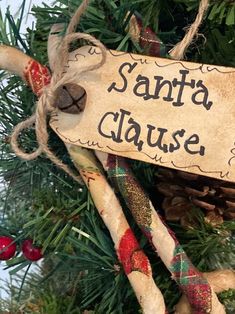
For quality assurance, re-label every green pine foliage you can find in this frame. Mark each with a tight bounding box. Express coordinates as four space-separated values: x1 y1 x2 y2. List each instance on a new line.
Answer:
0 0 235 313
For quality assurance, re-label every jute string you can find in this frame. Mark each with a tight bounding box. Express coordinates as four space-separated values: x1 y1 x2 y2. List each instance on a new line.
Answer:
10 0 209 183
170 0 209 60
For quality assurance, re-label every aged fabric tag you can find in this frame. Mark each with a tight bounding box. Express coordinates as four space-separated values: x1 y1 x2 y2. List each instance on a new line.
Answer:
50 46 235 182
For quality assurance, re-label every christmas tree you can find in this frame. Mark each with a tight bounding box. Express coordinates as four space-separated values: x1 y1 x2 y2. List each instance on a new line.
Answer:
0 0 235 313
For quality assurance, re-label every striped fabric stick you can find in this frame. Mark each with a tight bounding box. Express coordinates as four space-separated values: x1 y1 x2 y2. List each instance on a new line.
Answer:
95 151 224 314
67 145 166 313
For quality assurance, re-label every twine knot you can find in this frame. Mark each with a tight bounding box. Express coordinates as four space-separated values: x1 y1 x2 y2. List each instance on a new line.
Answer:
41 85 57 111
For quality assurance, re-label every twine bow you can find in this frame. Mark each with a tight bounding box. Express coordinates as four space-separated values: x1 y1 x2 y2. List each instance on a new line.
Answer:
11 0 106 183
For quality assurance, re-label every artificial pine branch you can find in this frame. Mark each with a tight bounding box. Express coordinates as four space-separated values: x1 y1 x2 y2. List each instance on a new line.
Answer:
169 209 235 269
0 1 235 313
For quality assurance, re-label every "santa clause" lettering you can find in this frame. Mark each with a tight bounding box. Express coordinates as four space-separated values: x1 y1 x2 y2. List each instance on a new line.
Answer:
107 62 213 110
98 108 205 156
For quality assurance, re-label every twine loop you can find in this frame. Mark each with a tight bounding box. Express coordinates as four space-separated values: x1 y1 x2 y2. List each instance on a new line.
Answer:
170 0 209 60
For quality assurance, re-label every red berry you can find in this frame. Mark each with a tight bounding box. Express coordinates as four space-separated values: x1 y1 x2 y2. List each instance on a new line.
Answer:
22 239 43 261
0 236 17 260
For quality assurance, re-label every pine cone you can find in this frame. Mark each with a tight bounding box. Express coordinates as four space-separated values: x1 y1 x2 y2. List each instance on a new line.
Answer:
156 168 235 227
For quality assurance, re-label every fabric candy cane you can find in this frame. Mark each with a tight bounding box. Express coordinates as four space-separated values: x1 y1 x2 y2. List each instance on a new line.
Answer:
47 25 166 313
68 145 166 313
